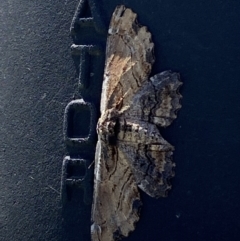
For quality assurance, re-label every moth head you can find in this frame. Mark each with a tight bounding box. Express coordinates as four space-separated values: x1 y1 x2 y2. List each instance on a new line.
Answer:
97 109 120 145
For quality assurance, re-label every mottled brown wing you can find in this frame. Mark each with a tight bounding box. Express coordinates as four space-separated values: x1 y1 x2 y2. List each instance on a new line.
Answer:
123 70 182 127
100 5 154 114
117 119 175 198
91 140 141 241
116 71 182 198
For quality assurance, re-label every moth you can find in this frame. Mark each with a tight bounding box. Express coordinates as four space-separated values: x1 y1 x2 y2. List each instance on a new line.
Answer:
91 5 182 241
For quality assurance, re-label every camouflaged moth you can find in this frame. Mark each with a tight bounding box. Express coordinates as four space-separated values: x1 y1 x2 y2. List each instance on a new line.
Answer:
91 5 182 241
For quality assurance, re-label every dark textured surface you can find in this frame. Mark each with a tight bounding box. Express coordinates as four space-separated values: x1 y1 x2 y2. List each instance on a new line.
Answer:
0 0 240 241
0 1 82 241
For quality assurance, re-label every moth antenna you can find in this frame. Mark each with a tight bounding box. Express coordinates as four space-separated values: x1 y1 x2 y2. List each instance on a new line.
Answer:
88 160 95 169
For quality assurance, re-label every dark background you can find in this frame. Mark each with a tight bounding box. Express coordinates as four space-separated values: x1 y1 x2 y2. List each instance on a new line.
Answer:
1 0 240 241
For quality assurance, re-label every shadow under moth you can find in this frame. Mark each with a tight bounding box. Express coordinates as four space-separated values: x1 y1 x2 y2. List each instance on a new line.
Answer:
91 5 182 241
